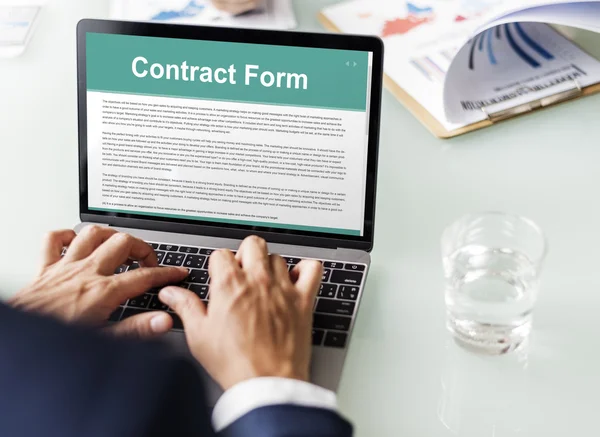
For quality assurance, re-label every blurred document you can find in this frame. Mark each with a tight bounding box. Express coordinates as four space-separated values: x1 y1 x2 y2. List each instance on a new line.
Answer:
0 5 41 57
110 0 296 30
0 6 39 45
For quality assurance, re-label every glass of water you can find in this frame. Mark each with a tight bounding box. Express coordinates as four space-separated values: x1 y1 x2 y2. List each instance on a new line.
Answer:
441 212 547 354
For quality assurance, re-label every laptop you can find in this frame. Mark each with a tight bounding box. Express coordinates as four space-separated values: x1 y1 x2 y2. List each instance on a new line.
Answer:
76 19 383 404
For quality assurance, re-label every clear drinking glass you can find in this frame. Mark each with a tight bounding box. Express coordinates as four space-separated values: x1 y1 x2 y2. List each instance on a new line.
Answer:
441 212 547 354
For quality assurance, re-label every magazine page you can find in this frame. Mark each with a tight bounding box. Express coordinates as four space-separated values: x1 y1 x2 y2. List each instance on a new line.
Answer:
473 2 600 35
322 0 502 131
471 0 600 35
322 0 599 131
443 22 600 125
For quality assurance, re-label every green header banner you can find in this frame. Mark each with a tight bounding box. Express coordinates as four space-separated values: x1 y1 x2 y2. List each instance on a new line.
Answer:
86 33 370 111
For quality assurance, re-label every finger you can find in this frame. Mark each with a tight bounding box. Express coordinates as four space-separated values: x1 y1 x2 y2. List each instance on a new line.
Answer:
63 225 117 261
92 233 158 275
208 249 243 289
270 254 293 288
40 229 77 269
291 260 323 308
269 254 296 312
236 236 271 284
110 266 189 304
107 311 172 339
159 287 207 330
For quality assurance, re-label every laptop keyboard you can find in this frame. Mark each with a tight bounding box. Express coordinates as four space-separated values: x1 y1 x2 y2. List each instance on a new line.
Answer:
108 242 366 349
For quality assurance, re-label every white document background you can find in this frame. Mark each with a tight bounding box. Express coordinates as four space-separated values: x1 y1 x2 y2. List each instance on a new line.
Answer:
87 91 369 234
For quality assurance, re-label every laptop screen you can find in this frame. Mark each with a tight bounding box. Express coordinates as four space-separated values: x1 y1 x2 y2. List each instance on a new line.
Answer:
85 32 374 238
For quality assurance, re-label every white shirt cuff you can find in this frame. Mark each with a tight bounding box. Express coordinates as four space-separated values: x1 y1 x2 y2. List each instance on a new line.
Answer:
212 377 338 432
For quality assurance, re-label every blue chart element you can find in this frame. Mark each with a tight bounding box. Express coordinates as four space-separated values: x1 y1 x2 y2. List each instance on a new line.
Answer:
486 29 497 65
504 23 540 68
496 25 502 39
468 34 480 70
151 0 205 21
514 22 554 60
406 2 434 15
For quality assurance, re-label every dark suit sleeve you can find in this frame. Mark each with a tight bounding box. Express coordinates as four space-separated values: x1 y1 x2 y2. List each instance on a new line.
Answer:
0 303 353 437
0 303 213 437
219 405 353 437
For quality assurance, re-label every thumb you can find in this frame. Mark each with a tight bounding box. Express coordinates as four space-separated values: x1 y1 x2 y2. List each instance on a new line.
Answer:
108 311 173 339
159 286 207 330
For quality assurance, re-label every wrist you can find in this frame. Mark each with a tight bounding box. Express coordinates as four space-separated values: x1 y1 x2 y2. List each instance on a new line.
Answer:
212 377 338 432
218 363 309 391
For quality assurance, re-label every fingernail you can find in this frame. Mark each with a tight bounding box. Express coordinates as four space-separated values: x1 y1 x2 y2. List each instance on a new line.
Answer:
150 313 171 333
179 267 190 275
159 287 175 302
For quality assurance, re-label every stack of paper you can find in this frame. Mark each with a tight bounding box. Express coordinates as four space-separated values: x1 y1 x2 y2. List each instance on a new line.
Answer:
110 0 297 30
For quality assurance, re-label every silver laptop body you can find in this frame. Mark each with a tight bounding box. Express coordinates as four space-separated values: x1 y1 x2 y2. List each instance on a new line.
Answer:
76 19 383 405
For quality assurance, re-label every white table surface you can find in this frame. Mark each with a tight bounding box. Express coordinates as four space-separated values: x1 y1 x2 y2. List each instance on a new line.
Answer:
2 1 600 436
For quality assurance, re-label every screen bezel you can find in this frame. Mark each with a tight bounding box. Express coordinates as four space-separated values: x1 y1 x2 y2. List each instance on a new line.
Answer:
77 19 383 252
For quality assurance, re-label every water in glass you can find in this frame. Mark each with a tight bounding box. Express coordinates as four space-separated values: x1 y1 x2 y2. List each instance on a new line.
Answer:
444 244 539 354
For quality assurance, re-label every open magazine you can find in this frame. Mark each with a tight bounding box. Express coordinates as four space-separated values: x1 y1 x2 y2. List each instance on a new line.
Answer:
321 0 600 135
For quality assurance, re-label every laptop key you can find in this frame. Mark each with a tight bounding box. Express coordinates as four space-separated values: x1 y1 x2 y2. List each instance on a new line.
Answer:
316 299 355 316
159 244 179 252
319 283 337 298
148 295 169 311
184 255 206 269
330 269 363 286
148 243 159 250
312 329 325 346
114 265 128 275
121 308 150 320
163 253 185 266
200 248 215 256
155 251 166 264
188 269 209 284
108 307 124 322
323 261 344 269
127 293 152 309
345 263 366 272
179 246 199 254
322 269 332 282
324 332 348 348
313 314 351 331
284 257 301 265
337 286 359 301
189 284 209 299
129 262 140 270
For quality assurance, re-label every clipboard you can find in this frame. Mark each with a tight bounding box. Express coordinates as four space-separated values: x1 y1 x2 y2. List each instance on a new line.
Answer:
318 12 600 139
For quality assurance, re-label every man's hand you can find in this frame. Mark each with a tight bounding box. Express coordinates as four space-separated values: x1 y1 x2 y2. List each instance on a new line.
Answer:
159 236 323 390
212 0 261 15
9 226 189 338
